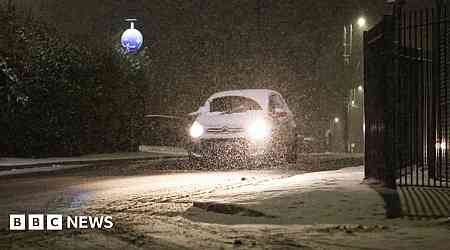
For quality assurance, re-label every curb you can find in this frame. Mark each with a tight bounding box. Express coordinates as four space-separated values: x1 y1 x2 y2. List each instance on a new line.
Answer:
0 156 188 178
0 155 188 171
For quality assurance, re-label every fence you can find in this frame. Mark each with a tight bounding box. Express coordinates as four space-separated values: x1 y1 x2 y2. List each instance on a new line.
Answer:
364 4 449 188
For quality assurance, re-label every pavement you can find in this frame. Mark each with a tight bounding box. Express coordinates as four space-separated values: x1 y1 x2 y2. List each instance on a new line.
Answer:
0 146 188 176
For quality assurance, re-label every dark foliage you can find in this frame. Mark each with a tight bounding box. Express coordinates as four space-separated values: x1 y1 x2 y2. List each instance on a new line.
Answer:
0 6 147 157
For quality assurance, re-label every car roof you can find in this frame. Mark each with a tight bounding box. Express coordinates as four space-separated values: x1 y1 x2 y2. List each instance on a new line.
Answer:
207 89 282 106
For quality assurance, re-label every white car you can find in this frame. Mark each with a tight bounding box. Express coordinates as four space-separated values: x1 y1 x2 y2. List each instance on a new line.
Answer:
188 89 297 163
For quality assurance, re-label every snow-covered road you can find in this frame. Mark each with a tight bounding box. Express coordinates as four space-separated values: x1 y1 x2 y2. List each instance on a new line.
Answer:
0 159 448 250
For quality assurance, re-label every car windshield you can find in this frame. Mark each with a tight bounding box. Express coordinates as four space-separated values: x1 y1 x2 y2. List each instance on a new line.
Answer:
210 96 262 113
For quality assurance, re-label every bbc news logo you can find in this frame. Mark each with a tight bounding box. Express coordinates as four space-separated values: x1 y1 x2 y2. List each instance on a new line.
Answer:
9 214 113 231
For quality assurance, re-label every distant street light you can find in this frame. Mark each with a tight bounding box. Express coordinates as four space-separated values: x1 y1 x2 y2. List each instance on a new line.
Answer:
334 117 340 123
358 85 364 92
357 17 367 29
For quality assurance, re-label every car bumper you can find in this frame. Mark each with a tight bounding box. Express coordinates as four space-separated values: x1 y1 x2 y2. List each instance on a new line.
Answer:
189 137 271 159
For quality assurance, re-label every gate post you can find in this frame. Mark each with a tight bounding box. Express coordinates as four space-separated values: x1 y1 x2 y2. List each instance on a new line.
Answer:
363 30 369 178
364 1 400 188
383 13 397 189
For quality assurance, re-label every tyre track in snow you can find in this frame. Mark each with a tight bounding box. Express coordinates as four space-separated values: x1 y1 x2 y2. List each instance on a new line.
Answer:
91 171 299 214
80 173 299 249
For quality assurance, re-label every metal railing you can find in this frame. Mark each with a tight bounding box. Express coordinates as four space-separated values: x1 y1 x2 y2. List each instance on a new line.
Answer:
364 4 449 188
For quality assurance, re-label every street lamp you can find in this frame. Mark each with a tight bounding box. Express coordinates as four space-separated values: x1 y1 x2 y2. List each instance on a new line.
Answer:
357 17 367 29
334 117 340 124
121 19 143 54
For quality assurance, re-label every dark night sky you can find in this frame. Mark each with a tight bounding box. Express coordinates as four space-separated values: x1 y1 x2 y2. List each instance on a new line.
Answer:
10 0 385 135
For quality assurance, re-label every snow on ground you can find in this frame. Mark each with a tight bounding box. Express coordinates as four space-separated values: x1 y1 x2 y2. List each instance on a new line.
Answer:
185 166 387 225
80 166 449 250
0 151 182 168
398 164 449 187
0 163 91 177
0 155 447 249
394 165 449 218
138 145 188 156
0 146 187 168
0 147 187 177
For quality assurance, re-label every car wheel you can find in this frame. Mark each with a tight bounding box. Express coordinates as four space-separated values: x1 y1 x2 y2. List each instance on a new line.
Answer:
188 152 204 167
286 137 298 164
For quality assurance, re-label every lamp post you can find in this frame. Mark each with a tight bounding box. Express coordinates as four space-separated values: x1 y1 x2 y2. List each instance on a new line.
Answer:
343 16 367 153
327 117 341 152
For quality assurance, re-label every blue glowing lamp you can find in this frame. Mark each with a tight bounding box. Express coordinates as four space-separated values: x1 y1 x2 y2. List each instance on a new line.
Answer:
121 19 143 53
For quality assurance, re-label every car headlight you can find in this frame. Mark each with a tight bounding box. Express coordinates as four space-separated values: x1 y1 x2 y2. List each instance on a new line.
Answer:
190 121 204 138
247 119 271 141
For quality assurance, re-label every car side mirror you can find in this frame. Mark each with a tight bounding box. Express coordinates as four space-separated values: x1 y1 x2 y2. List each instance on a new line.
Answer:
189 106 208 117
199 106 208 113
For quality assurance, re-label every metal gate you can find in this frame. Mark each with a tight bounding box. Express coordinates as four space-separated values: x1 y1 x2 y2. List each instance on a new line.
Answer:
365 3 449 188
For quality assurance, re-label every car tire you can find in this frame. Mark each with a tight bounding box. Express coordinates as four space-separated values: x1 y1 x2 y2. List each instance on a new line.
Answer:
188 152 204 168
286 137 298 164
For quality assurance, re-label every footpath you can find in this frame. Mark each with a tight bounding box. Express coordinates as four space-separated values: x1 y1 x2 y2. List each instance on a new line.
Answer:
0 146 188 176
